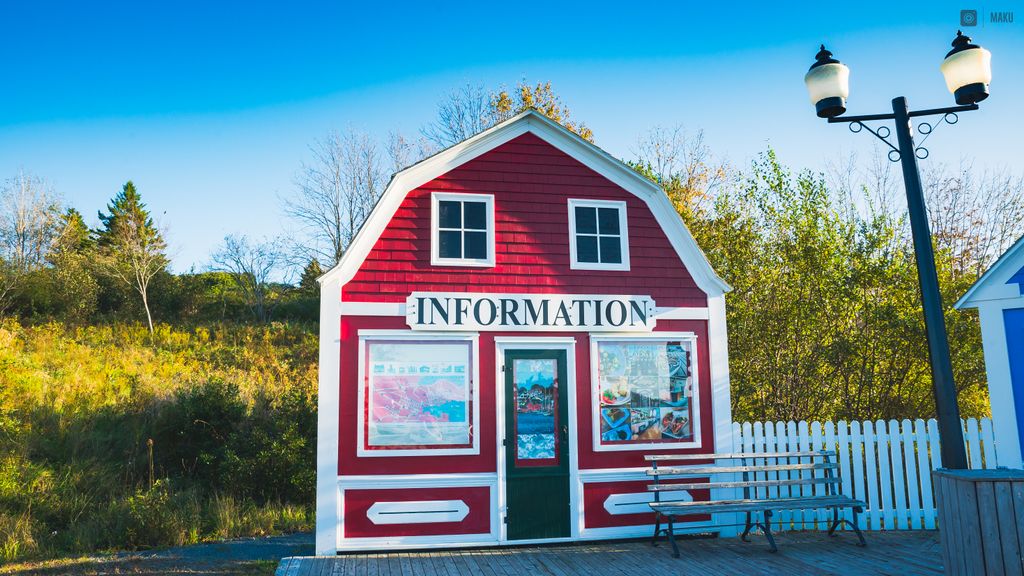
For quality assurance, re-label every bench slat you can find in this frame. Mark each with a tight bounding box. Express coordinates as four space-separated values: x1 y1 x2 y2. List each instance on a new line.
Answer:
647 462 837 476
644 451 835 462
651 495 865 515
647 477 839 492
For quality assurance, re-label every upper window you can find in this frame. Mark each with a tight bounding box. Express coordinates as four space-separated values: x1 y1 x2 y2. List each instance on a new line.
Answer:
568 199 630 271
431 192 495 267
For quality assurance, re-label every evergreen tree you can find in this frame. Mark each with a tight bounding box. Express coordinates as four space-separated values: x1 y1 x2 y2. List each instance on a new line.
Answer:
299 258 323 296
52 208 94 257
96 181 153 246
45 208 99 323
95 181 168 332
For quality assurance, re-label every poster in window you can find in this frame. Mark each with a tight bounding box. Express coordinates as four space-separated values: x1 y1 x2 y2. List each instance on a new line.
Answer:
364 341 473 450
597 340 693 445
513 358 558 466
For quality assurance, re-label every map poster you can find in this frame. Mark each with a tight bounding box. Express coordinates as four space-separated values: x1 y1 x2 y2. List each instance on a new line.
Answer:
365 341 473 449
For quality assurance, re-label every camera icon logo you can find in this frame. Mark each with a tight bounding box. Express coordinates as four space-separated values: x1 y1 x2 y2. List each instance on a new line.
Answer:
961 9 978 26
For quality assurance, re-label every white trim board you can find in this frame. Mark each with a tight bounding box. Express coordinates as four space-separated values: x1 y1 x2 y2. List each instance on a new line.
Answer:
707 293 737 536
338 473 498 487
970 301 1024 469
315 280 342 555
317 109 730 297
339 301 709 320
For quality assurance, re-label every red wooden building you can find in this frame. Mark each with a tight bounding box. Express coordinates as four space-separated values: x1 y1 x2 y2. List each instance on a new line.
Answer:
315 110 733 554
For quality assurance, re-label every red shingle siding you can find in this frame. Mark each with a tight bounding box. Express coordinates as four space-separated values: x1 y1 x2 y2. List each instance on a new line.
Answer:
343 132 707 308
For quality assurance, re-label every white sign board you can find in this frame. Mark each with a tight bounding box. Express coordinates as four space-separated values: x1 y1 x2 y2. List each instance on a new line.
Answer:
405 292 656 332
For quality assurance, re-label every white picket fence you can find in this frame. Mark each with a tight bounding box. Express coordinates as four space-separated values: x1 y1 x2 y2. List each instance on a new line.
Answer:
730 418 1000 532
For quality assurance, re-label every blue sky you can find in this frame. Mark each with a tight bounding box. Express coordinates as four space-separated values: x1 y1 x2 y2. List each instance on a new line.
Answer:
1 1 1021 271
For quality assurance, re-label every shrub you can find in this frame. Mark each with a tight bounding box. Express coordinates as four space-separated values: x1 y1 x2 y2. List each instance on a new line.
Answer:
0 319 317 562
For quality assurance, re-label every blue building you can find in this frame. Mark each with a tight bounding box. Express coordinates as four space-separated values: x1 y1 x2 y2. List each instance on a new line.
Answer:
956 235 1024 468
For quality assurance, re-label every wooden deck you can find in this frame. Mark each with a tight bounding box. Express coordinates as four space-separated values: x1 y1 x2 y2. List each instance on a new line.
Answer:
276 531 944 575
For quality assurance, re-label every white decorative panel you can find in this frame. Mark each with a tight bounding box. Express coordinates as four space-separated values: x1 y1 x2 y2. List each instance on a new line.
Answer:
366 500 470 525
603 490 692 515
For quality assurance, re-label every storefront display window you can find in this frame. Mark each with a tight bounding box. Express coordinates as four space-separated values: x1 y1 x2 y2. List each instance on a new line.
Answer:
593 336 698 450
360 338 476 455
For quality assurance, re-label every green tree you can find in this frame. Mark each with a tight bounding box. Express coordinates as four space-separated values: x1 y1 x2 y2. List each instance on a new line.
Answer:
95 181 168 332
46 208 99 323
298 258 323 297
491 81 593 142
654 149 990 422
52 208 94 255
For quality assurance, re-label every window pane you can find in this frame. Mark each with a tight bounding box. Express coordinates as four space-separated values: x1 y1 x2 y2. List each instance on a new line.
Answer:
575 206 597 234
439 230 462 258
598 207 620 235
599 236 622 264
438 200 462 228
463 201 487 230
464 231 488 259
365 341 472 449
576 235 599 263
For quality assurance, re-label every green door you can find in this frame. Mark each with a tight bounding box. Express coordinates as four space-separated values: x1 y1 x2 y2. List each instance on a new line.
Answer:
504 349 570 540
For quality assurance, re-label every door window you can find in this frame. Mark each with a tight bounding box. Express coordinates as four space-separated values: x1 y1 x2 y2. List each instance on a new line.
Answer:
513 358 559 466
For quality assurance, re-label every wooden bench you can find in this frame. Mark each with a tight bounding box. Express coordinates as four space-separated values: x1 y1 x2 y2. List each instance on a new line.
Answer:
646 450 867 556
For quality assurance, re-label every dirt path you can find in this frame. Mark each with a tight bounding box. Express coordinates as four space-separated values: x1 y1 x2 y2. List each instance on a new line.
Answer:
2 532 314 576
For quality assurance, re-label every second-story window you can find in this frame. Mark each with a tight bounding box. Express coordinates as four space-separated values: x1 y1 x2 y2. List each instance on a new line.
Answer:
568 199 630 271
431 192 495 267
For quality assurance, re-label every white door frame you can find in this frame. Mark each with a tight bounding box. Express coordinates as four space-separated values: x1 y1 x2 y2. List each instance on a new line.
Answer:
494 336 580 543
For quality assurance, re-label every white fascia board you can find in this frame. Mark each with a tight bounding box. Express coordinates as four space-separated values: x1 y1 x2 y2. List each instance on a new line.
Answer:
956 234 1024 309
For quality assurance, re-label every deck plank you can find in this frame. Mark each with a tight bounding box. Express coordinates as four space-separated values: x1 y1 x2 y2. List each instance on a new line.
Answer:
426 550 451 576
278 531 943 575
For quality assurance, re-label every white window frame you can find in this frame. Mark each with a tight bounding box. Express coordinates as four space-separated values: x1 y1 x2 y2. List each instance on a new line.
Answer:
431 192 496 267
567 198 630 271
356 330 481 457
590 332 701 452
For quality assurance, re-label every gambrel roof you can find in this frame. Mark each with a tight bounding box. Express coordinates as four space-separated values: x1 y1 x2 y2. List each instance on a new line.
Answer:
319 109 730 296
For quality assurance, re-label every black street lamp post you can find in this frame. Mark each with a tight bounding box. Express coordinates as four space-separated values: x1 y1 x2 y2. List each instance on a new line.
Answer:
804 32 993 470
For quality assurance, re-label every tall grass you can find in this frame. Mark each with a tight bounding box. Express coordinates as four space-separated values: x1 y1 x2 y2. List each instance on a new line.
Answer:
0 318 317 562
